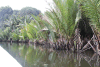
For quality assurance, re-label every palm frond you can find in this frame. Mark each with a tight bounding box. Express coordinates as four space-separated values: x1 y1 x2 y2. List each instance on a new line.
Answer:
45 0 79 40
81 0 100 30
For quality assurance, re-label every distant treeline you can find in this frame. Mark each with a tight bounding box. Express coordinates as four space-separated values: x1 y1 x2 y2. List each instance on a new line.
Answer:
0 6 41 28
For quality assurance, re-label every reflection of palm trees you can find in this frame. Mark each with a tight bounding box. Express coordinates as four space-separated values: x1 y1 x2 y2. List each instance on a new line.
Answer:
55 51 100 67
1 43 100 67
24 46 46 67
19 44 28 59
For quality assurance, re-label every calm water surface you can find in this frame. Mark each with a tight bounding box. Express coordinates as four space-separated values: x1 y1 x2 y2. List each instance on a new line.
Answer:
0 42 100 67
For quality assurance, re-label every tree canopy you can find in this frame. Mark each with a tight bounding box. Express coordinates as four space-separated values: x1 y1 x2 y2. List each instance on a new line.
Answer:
13 10 19 15
20 7 41 16
0 6 13 22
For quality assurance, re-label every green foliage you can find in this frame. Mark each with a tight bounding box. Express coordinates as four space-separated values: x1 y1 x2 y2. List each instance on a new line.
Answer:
11 28 20 41
0 29 4 41
45 0 79 41
20 16 35 40
13 10 19 15
12 32 19 40
0 6 41 30
31 15 54 41
21 15 44 41
0 0 99 42
0 27 11 40
20 7 41 16
21 26 28 40
0 6 13 29
0 6 13 21
16 0 81 42
80 0 100 31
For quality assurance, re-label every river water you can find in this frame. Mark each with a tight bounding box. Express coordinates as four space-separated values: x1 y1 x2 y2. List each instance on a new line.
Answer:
0 42 100 67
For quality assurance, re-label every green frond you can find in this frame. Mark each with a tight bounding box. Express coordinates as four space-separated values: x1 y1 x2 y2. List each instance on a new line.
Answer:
45 0 79 40
81 0 100 31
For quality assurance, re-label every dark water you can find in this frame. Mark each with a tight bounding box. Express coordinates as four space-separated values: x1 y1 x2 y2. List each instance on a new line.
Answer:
0 42 100 67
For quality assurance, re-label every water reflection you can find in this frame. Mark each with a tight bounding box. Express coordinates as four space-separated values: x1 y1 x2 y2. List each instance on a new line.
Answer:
0 42 100 67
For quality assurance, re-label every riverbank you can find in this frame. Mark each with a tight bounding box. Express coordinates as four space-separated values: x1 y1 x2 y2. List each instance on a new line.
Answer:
0 34 100 55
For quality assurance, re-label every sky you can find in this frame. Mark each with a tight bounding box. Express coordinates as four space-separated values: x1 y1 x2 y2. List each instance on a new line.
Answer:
0 0 53 13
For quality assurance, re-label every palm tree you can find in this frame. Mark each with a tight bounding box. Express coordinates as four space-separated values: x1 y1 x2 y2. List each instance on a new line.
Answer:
79 0 100 52
43 0 81 49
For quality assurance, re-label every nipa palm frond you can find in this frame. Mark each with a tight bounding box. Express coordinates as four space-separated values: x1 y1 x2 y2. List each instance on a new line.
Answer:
45 0 79 40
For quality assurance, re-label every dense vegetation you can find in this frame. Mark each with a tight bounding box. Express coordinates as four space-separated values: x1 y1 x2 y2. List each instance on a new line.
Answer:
0 6 41 41
0 0 100 51
20 7 41 16
0 6 41 29
0 6 13 22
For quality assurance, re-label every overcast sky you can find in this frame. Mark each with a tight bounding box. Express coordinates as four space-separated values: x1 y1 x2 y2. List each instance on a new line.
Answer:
0 0 53 13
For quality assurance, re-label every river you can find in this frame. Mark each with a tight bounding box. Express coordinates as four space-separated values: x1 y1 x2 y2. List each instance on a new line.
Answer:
0 42 100 67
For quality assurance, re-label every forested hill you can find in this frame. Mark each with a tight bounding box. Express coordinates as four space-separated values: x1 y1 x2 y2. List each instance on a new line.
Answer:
0 6 41 29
